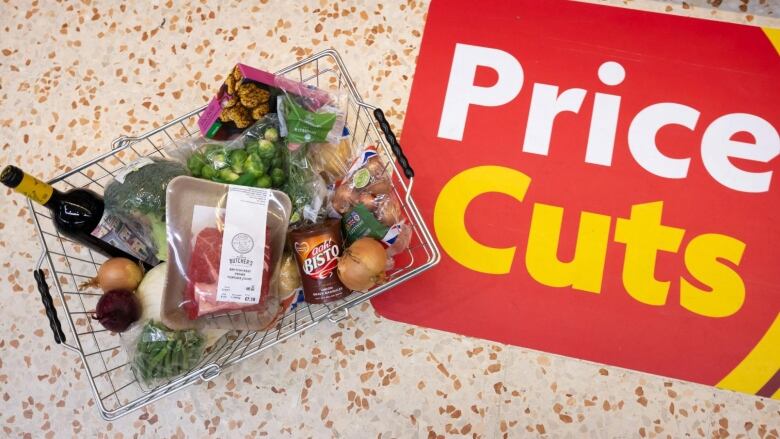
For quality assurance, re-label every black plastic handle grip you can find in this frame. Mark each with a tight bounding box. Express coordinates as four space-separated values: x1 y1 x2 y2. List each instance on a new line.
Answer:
34 269 66 344
373 108 414 179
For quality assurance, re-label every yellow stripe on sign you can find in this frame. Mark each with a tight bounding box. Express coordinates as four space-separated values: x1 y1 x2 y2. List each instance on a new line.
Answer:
763 28 780 56
716 312 780 399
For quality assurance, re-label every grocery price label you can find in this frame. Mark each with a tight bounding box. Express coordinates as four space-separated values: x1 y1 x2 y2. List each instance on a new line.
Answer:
373 0 780 399
216 186 270 304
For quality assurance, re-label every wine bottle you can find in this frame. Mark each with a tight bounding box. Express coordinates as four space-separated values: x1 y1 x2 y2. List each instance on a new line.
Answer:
1 165 152 268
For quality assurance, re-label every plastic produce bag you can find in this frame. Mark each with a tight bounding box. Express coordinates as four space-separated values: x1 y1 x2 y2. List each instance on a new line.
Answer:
277 86 348 148
171 115 288 190
103 156 188 263
161 176 292 331
285 144 328 226
333 146 411 256
307 138 357 185
126 320 205 388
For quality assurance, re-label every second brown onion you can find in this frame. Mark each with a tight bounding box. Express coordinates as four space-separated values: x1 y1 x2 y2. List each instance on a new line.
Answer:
336 238 387 292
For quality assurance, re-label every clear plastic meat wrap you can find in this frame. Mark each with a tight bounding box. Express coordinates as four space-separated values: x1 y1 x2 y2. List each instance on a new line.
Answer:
161 176 291 331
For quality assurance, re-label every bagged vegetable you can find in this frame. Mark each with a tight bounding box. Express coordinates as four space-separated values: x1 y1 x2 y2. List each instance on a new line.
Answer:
162 176 291 331
333 146 411 256
277 86 347 148
103 157 188 263
307 138 356 185
137 262 229 348
285 144 328 226
199 63 333 139
172 115 288 190
127 320 205 387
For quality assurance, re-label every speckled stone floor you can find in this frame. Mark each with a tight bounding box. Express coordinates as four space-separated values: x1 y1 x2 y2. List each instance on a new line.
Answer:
1 0 778 437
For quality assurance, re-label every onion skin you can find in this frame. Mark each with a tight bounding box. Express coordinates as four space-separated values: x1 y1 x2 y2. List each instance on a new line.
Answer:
364 179 392 196
337 238 387 292
92 289 141 333
375 195 402 227
332 184 355 214
358 192 378 211
80 257 144 293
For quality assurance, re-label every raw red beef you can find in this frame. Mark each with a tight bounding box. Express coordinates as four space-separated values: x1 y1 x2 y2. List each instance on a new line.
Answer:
182 227 272 319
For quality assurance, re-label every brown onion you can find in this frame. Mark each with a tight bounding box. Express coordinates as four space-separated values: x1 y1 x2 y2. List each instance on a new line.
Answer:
337 238 387 292
80 257 144 293
375 195 403 227
358 192 378 211
365 179 392 195
365 157 388 179
332 184 356 214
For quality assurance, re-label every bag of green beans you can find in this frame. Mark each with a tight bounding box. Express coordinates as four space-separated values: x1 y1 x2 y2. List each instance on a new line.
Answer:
128 320 205 387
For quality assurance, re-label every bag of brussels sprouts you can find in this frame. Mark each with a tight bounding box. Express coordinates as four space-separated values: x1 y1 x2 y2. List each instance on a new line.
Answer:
168 114 289 191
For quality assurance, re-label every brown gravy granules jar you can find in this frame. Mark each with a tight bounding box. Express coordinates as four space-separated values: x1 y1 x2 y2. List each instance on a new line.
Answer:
289 219 350 304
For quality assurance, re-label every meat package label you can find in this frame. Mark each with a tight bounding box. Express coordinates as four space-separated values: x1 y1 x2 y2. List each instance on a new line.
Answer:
373 0 780 399
216 186 270 304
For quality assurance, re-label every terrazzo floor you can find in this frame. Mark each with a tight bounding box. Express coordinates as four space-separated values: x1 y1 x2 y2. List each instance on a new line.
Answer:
0 0 778 437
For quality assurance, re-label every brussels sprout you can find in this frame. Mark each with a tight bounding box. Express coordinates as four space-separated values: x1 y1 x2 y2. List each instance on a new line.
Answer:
229 149 248 166
218 168 240 182
244 154 268 177
256 175 272 188
209 152 228 170
203 144 227 167
263 127 279 142
270 167 286 187
201 165 217 180
202 143 225 157
187 153 206 177
257 139 276 160
229 149 248 173
245 140 260 156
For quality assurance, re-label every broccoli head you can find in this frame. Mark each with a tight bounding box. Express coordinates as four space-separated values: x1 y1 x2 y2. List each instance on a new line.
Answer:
104 157 187 261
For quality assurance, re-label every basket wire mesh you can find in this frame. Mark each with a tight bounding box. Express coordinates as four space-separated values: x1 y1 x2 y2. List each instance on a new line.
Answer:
29 49 440 420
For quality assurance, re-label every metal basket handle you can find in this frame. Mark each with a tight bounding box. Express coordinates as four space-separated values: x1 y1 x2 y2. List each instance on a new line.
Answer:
373 108 414 179
34 269 67 344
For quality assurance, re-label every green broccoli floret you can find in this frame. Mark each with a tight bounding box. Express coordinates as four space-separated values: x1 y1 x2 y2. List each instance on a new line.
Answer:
104 157 187 262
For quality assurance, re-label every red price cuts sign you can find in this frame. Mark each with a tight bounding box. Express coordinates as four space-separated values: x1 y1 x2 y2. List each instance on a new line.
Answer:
372 0 780 398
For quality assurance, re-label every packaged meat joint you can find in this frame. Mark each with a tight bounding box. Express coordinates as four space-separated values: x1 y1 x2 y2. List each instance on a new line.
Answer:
162 176 292 331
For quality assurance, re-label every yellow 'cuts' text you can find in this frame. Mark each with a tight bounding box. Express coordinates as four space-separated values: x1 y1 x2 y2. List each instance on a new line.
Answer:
433 166 747 318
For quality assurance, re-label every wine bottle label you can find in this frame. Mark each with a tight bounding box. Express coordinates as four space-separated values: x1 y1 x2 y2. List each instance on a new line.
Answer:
90 213 159 265
15 174 53 205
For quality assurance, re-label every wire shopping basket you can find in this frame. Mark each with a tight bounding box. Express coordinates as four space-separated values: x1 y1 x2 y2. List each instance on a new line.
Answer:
29 49 440 420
